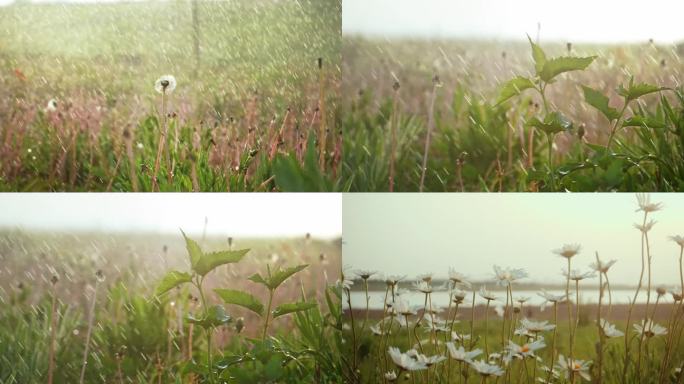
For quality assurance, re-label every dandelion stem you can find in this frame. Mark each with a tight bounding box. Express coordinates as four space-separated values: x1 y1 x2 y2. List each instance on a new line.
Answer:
47 286 58 384
152 91 168 191
79 280 99 384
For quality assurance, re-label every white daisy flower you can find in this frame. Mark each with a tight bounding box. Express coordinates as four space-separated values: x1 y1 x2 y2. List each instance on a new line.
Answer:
556 355 592 381
563 268 596 281
354 269 377 280
520 318 556 333
384 371 397 382
388 347 427 371
553 244 581 259
634 220 657 233
636 194 662 213
154 75 177 95
506 339 546 359
599 320 624 338
590 259 617 274
633 319 667 338
448 268 472 288
479 286 497 301
537 290 567 311
493 265 528 286
670 235 684 248
469 359 504 377
446 342 482 362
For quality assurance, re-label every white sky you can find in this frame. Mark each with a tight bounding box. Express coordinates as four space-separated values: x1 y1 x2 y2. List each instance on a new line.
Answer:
0 193 342 238
343 193 684 286
343 0 684 44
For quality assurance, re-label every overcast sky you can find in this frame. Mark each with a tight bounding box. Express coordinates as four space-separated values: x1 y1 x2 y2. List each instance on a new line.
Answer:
0 193 342 238
343 0 684 44
344 193 684 286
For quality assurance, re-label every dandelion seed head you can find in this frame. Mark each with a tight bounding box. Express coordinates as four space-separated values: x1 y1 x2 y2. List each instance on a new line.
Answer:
154 75 177 95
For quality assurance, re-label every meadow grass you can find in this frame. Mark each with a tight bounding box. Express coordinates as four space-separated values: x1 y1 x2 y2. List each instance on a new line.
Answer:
341 37 684 192
0 230 343 383
0 0 342 191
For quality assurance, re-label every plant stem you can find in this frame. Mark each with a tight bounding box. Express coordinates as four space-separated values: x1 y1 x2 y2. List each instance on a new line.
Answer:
262 289 274 340
484 300 490 357
566 257 574 382
389 88 399 192
606 104 628 151
419 80 439 192
79 280 99 384
47 288 58 384
623 211 648 383
152 91 168 192
345 288 357 373
596 253 604 384
546 302 558 384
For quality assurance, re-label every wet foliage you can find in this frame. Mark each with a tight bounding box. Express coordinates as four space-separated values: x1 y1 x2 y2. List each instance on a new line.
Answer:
341 37 684 192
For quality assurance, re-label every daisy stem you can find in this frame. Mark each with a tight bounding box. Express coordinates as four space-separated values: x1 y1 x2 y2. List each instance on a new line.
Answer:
574 280 580 344
566 257 574 382
545 302 558 384
413 293 429 354
469 291 476 351
361 278 370 333
637 220 653 378
484 300 490 357
501 284 509 350
596 259 604 384
345 288 357 372
624 211 648 382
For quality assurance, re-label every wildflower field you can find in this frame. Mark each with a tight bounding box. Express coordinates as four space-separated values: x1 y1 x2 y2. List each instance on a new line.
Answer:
0 0 342 191
342 195 684 383
0 230 343 383
341 37 684 192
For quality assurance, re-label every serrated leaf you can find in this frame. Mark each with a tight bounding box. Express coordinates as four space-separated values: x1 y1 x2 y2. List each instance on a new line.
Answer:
194 249 249 276
495 77 535 105
248 273 269 287
155 270 192 296
181 229 203 268
188 304 231 329
272 302 317 319
539 56 596 82
528 35 546 75
214 289 264 316
622 115 667 129
582 85 619 121
617 82 667 101
526 112 573 135
267 264 308 290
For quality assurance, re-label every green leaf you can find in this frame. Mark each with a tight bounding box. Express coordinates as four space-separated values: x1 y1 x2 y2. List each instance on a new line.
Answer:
495 77 536 105
194 249 250 276
617 81 668 101
272 302 317 319
526 112 573 135
539 56 596 82
214 289 264 317
582 85 619 121
181 229 202 268
248 273 269 287
267 264 309 290
527 35 546 75
622 115 667 129
188 304 232 329
155 270 192 296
